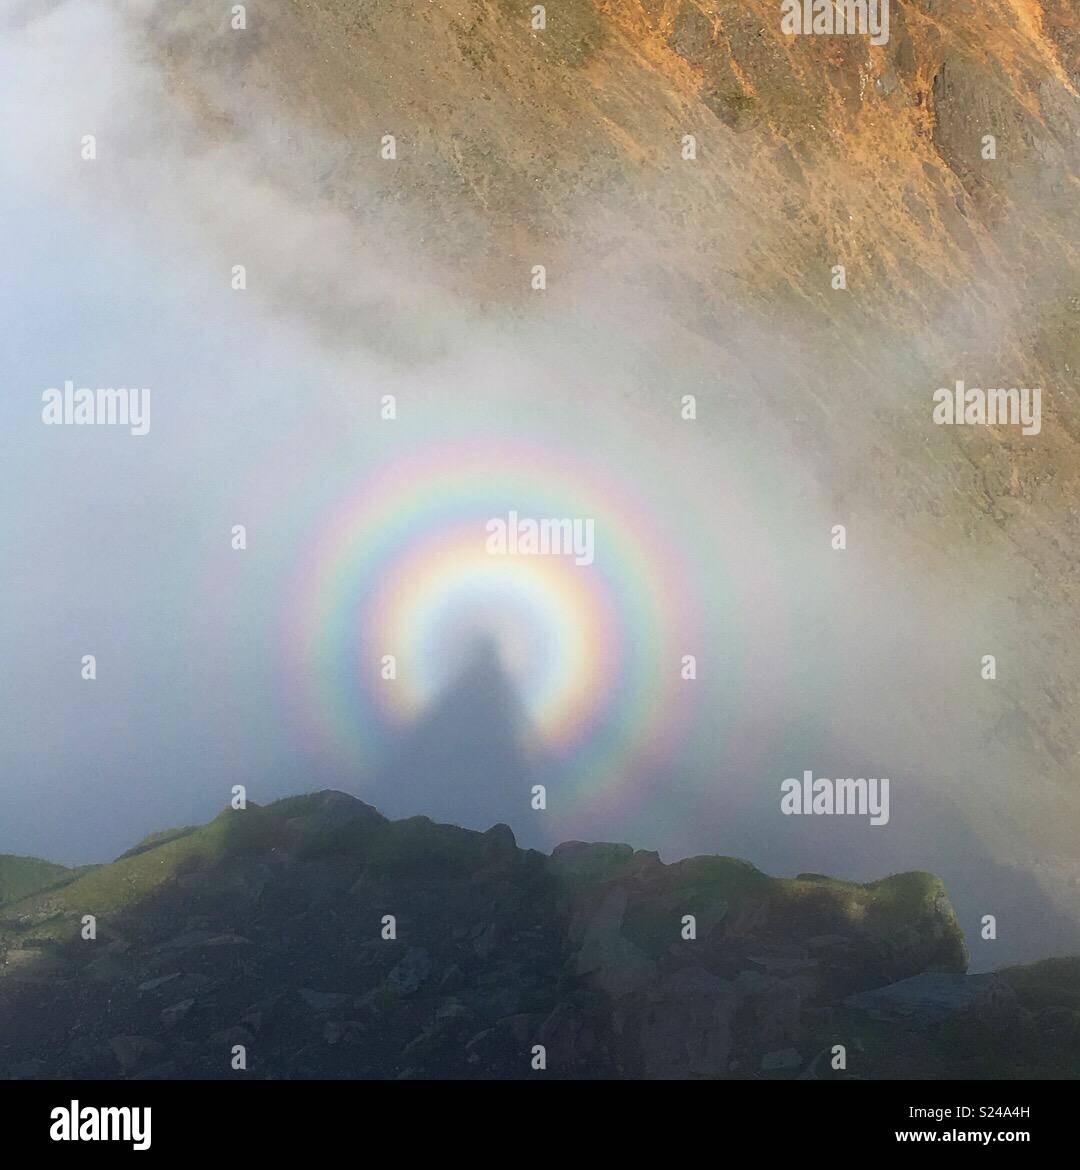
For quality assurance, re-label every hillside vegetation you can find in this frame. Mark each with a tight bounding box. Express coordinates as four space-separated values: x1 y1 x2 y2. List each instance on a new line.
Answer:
1 792 1075 1078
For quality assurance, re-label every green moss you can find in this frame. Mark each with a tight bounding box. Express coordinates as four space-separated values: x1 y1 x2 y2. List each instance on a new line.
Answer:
1 805 276 927
0 855 83 906
363 817 488 877
115 826 199 861
863 871 946 917
672 855 772 898
786 870 945 919
619 857 770 957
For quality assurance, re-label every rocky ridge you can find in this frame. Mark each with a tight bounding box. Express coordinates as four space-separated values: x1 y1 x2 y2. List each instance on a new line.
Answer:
1 791 1076 1079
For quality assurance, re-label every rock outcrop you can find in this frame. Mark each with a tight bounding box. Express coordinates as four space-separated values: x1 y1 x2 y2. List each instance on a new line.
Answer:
1 791 1074 1079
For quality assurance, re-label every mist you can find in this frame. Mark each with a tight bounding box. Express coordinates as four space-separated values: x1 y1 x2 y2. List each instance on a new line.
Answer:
1 0 1077 973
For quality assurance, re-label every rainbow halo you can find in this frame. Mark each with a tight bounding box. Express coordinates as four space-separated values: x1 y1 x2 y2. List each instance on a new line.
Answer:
290 440 700 799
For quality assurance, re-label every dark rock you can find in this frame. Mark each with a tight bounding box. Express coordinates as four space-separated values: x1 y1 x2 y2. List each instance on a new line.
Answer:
845 972 997 1023
1 791 1068 1080
138 972 182 993
761 1048 802 1072
323 1020 365 1046
388 948 431 995
161 998 195 1028
109 1036 164 1073
298 988 351 1015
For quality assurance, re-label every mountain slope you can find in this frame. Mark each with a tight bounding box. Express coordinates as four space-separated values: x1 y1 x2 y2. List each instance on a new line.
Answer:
127 0 1080 879
1 791 1076 1079
0 856 83 908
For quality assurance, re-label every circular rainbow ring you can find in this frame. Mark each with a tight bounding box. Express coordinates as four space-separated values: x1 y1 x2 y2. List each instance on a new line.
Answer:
289 439 702 802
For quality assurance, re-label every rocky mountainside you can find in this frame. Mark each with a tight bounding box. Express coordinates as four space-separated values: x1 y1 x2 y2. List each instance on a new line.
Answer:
1 791 1077 1078
121 0 1080 895
5 0 1073 956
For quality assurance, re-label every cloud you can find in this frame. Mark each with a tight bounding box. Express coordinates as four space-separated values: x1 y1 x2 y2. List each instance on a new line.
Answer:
1 0 1077 969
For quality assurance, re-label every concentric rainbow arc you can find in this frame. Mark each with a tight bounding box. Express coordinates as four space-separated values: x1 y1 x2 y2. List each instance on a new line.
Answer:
288 439 703 800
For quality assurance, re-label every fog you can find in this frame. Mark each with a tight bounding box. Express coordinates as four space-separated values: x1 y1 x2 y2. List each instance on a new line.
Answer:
2 0 1077 972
